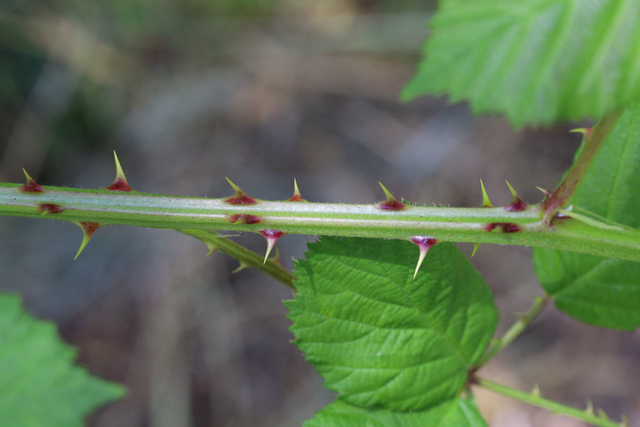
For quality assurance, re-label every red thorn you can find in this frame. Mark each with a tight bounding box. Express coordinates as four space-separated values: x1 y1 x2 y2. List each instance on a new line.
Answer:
504 181 527 211
224 177 258 205
259 230 285 264
106 151 133 191
38 203 64 214
484 222 521 233
410 236 437 278
227 214 262 224
378 182 406 211
19 169 44 193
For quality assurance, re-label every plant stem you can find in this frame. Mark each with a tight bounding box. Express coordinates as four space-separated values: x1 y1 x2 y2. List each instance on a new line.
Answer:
475 377 624 427
477 295 551 367
541 111 623 222
1 184 640 261
180 229 296 290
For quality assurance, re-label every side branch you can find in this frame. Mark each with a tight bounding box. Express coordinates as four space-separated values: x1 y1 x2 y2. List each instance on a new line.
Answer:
541 111 623 222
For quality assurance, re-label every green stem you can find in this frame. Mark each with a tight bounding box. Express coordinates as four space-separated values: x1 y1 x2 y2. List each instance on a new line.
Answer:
475 378 624 427
1 184 640 261
542 111 623 222
477 295 551 367
180 229 295 290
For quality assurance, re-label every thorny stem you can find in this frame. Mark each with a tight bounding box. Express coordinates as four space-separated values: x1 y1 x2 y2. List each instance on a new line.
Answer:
476 295 552 367
1 183 640 261
180 229 295 290
475 378 626 427
541 111 623 223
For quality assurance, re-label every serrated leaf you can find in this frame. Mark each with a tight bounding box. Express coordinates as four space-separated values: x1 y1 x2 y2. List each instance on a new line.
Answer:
303 397 487 427
533 103 640 330
286 238 498 412
402 0 640 127
0 293 125 426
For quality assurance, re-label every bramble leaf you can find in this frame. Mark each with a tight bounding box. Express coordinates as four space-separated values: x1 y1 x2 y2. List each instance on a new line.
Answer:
286 238 498 412
0 294 125 425
402 0 640 127
533 103 640 330
303 397 487 427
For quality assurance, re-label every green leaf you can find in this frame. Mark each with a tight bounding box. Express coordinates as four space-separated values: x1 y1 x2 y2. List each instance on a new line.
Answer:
286 238 498 412
402 0 640 127
533 103 640 330
0 293 125 426
303 397 487 427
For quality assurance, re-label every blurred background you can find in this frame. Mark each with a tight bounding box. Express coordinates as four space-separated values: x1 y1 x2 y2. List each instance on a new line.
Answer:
0 0 638 426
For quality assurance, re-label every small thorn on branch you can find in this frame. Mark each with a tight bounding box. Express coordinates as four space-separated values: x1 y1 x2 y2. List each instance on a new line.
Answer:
225 177 258 205
480 180 492 208
471 243 480 257
19 169 44 193
410 236 437 279
288 178 306 202
74 221 101 259
259 230 285 264
378 182 406 211
504 180 527 211
569 127 593 138
106 151 133 192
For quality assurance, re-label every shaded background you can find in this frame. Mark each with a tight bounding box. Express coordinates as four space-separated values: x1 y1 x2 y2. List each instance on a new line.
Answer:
0 0 638 426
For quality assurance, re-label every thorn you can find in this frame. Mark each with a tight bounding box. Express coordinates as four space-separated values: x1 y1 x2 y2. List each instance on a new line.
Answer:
480 180 492 208
38 203 64 215
259 230 285 264
206 245 217 257
378 182 406 210
232 262 250 274
106 151 133 191
225 177 258 205
73 222 101 259
596 409 609 420
531 384 540 396
288 178 306 202
536 186 552 198
585 399 593 415
19 169 44 193
410 236 437 279
570 127 593 138
471 243 480 257
504 180 527 211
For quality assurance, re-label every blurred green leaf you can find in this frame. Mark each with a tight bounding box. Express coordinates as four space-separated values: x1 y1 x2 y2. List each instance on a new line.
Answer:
533 103 640 330
0 293 125 426
402 0 640 127
287 238 497 412
303 397 487 427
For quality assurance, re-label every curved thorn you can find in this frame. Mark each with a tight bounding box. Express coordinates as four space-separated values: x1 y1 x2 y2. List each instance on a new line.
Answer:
20 169 44 193
232 262 250 274
206 245 217 257
480 179 492 208
504 180 527 211
73 222 101 260
471 243 480 257
225 177 257 205
378 182 405 210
